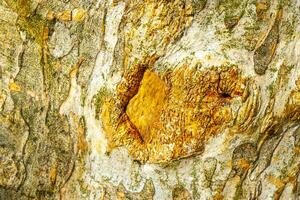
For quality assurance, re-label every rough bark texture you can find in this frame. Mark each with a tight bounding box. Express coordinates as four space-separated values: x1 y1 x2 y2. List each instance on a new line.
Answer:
0 0 300 199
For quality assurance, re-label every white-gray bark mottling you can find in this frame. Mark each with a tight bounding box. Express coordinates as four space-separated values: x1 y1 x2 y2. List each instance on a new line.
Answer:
0 0 300 199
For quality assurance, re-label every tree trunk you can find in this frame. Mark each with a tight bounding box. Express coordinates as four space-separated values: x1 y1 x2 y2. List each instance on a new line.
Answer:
0 0 300 199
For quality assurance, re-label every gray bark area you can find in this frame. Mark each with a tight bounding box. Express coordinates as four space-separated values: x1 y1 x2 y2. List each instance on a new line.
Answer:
0 0 300 199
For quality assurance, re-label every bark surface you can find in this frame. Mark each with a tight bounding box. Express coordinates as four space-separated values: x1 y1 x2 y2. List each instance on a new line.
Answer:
0 0 300 199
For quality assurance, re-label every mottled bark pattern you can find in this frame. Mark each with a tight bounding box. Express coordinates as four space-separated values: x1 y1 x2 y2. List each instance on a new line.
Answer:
0 0 300 200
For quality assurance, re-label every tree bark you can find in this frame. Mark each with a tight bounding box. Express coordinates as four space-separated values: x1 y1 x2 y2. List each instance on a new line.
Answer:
0 0 300 199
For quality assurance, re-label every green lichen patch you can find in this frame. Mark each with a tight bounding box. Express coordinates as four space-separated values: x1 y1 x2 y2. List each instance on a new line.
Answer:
93 87 112 120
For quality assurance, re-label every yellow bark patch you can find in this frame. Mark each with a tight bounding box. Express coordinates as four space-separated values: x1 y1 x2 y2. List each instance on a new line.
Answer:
9 82 21 92
101 65 246 163
72 8 86 22
294 147 300 154
267 175 285 188
56 10 72 21
256 2 269 10
50 166 57 185
126 70 167 142
46 11 55 21
296 77 300 90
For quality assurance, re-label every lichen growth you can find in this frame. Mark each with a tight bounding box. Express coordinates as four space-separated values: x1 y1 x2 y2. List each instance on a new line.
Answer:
93 87 112 120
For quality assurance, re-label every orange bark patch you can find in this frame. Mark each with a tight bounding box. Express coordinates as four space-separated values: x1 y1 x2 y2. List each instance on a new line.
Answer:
101 66 246 163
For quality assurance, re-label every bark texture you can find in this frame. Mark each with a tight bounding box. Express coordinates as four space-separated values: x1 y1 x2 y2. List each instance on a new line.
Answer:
0 0 300 199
